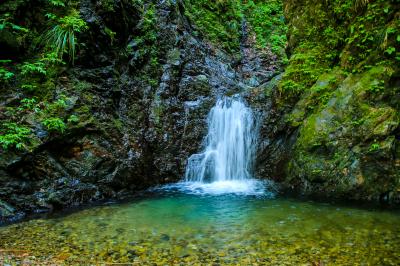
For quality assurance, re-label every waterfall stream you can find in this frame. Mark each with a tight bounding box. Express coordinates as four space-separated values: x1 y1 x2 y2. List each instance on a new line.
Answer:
185 97 256 182
177 96 266 195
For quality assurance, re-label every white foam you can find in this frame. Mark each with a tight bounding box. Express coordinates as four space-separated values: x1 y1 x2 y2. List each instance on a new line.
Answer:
185 97 257 183
162 179 271 196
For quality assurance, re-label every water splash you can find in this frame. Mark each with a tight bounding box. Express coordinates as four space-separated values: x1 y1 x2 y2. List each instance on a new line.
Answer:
181 96 267 195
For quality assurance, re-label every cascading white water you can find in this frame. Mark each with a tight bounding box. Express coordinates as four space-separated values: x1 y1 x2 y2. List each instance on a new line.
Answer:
185 97 256 182
178 96 266 195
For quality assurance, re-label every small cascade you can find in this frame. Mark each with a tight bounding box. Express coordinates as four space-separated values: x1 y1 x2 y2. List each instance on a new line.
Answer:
178 96 266 195
185 97 256 182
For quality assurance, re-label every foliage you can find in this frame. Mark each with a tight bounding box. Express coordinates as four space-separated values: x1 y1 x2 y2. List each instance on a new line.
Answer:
0 0 90 153
47 0 65 7
41 51 65 65
368 143 380 152
42 117 66 133
128 3 162 82
21 61 47 76
367 79 385 93
105 26 116 44
279 43 331 95
280 0 399 99
46 97 68 113
0 67 14 81
0 13 29 33
184 0 242 53
243 0 287 57
0 60 14 82
19 97 41 112
42 10 88 63
67 114 79 123
21 84 38 92
0 123 32 150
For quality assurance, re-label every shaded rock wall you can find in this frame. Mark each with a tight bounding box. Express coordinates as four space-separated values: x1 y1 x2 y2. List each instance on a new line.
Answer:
0 0 279 221
252 0 400 204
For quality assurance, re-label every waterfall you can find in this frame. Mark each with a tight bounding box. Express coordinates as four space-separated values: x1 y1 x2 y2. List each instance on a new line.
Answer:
165 96 269 195
159 96 269 195
185 97 257 182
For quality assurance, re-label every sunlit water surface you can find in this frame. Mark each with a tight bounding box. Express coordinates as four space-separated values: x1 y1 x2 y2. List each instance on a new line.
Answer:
1 185 400 265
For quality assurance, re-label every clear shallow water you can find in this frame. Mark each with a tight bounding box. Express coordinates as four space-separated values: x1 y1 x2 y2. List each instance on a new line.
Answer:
1 187 400 265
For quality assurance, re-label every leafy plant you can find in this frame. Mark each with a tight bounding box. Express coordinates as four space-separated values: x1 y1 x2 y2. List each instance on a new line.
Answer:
384 46 396 55
21 61 47 76
42 11 88 63
0 59 14 81
67 114 79 123
0 123 32 150
0 67 14 80
184 0 242 53
47 0 65 7
369 143 380 152
104 26 116 44
368 79 385 93
41 51 65 65
0 14 29 33
21 84 38 91
243 0 287 57
19 98 41 112
42 117 66 133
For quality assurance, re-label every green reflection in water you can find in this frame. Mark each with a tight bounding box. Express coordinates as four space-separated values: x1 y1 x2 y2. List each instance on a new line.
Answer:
1 192 400 265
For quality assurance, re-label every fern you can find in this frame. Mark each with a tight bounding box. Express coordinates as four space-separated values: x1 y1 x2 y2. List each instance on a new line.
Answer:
0 67 14 80
42 117 66 133
47 0 65 7
0 123 32 150
21 61 47 76
42 11 88 63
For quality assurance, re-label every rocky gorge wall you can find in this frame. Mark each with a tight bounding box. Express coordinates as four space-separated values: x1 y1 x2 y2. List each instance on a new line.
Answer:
0 0 279 221
256 0 400 203
0 0 399 222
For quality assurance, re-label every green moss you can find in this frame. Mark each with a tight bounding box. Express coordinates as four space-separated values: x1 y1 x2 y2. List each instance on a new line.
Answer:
243 0 287 57
184 0 242 53
280 0 399 100
286 58 399 198
132 3 159 65
279 43 333 97
113 118 123 132
286 69 346 127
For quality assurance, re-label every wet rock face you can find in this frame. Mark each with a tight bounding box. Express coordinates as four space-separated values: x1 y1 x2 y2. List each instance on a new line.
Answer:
285 67 400 202
250 0 400 204
0 0 280 221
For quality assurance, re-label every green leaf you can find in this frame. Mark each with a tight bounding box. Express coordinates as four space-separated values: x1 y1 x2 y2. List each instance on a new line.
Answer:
45 13 57 20
5 72 14 79
67 115 79 123
385 47 396 55
48 0 65 7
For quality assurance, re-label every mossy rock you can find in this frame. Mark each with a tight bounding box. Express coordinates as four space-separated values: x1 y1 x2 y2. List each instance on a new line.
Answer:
286 65 400 200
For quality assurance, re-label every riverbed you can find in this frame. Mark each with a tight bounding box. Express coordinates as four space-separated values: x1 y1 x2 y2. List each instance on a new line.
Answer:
1 183 399 265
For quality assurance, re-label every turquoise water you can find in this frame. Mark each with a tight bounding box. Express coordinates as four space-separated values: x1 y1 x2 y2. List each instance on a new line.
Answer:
1 187 400 265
